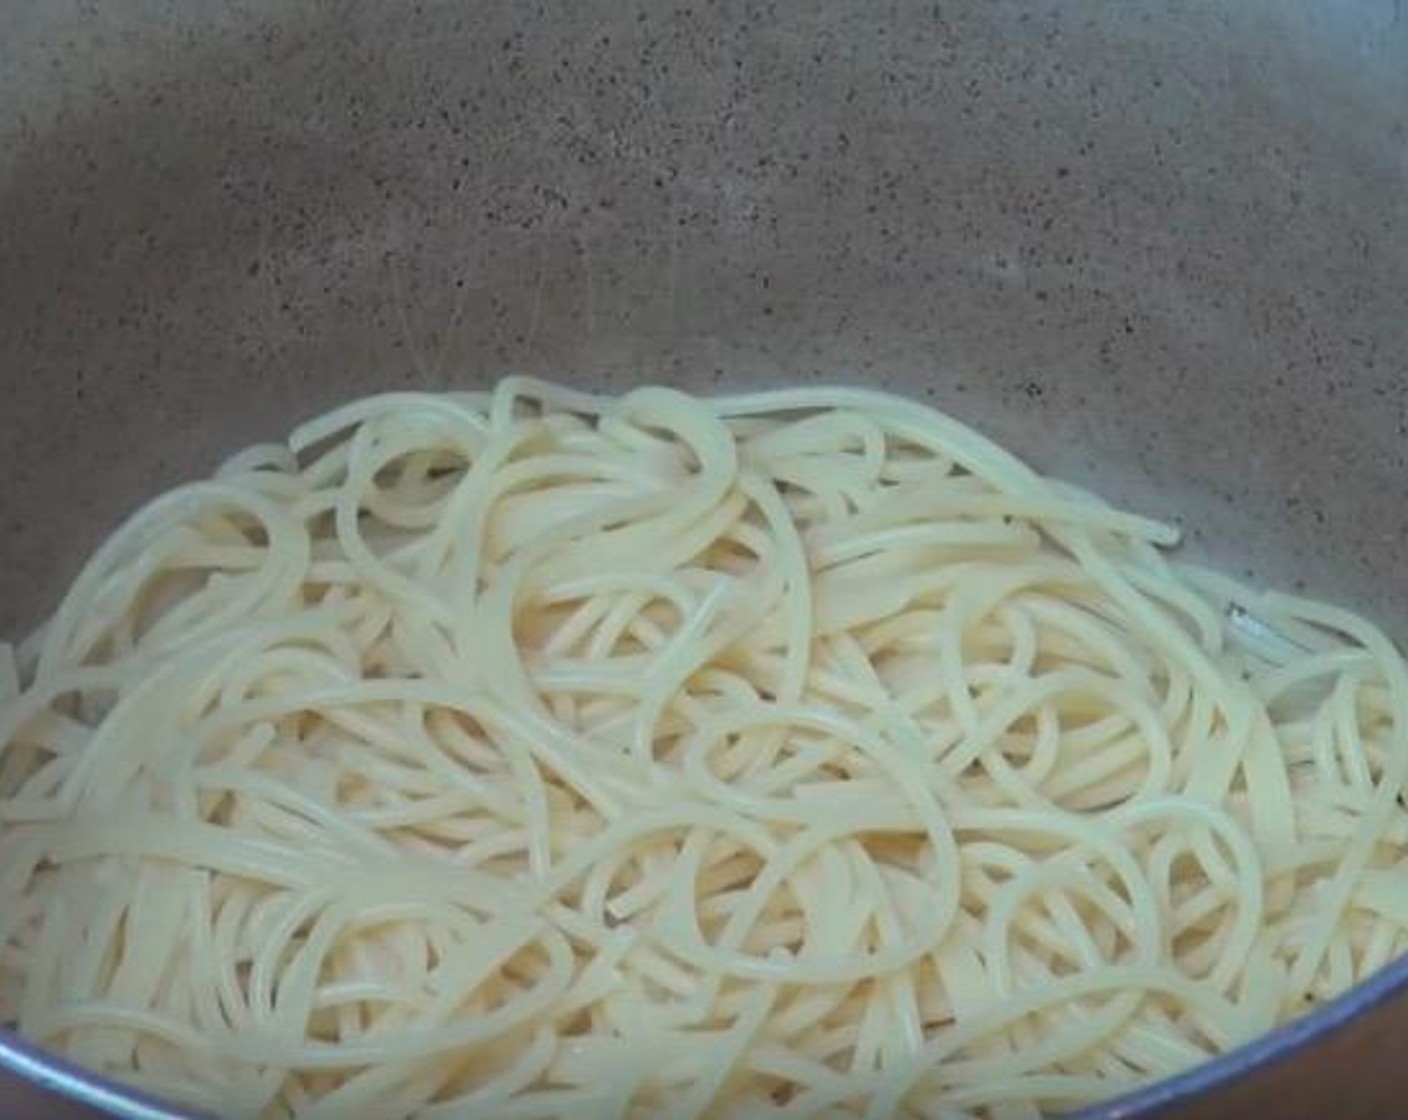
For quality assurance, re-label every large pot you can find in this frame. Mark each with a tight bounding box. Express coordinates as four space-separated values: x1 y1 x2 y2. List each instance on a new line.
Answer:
2 2 1407 1117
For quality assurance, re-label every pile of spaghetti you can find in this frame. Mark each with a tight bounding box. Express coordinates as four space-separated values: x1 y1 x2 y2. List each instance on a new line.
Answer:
2 379 1406 1119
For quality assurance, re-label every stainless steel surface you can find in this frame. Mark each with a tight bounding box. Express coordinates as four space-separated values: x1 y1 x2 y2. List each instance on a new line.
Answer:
1 1 1406 1116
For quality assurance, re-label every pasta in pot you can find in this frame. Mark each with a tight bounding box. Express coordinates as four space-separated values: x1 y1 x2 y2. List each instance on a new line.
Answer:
1 377 1404 1119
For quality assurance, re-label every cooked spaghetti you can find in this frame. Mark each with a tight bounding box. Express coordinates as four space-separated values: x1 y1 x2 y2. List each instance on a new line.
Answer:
1 378 1405 1119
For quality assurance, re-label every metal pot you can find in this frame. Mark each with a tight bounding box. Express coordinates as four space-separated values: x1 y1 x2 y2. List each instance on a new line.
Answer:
2 2 1406 1116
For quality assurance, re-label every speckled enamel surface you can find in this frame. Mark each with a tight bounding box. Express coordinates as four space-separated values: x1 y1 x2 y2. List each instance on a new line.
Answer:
3 1 1406 643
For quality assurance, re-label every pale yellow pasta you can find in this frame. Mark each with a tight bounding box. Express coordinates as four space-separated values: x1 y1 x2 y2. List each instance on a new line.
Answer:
1 378 1406 1120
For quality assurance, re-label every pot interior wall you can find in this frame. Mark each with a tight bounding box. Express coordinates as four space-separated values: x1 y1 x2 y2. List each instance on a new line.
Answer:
3 1 1407 642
